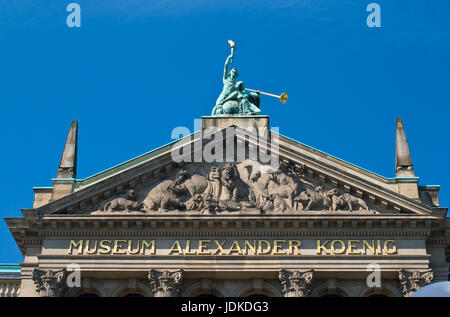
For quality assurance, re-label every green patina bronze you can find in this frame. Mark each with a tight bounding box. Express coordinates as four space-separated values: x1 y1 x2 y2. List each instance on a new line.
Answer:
211 41 261 116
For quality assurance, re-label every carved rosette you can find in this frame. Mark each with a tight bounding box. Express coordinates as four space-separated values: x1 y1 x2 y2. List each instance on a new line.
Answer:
32 268 68 297
279 269 314 297
398 269 434 297
148 269 184 297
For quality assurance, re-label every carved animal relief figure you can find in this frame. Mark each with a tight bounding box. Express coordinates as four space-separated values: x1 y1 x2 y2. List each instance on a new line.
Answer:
143 180 184 211
326 189 369 211
296 187 331 211
104 190 144 212
182 174 210 207
220 163 254 204
338 193 369 211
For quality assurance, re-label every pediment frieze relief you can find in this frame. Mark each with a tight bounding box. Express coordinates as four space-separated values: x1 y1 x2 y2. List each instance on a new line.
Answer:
46 159 424 216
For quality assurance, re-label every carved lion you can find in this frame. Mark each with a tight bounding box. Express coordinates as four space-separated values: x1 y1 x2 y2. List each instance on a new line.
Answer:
221 163 255 204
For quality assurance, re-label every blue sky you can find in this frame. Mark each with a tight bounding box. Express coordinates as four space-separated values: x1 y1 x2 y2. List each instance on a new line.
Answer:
0 0 449 263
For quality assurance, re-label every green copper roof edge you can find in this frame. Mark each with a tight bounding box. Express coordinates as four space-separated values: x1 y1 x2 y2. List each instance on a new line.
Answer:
0 264 21 272
75 132 199 186
418 185 440 188
276 132 398 182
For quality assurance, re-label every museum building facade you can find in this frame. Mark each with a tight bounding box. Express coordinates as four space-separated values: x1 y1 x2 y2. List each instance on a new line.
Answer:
4 116 449 297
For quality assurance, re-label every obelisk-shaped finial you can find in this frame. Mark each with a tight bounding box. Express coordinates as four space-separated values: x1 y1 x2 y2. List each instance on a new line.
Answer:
395 117 415 177
56 120 78 179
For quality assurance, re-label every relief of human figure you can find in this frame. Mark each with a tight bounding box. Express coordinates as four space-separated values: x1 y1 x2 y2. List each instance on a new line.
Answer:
220 81 261 115
212 41 238 115
205 166 222 201
247 171 272 211
167 169 189 195
211 41 262 116
267 172 298 211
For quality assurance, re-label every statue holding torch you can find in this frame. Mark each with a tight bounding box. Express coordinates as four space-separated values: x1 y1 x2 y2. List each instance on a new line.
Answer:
211 40 287 116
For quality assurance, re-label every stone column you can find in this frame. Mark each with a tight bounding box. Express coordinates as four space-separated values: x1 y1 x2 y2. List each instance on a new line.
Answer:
279 269 314 297
428 246 449 282
32 268 67 297
148 269 184 297
398 269 433 297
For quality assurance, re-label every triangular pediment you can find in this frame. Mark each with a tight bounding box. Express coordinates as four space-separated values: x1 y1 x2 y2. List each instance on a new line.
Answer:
33 126 438 217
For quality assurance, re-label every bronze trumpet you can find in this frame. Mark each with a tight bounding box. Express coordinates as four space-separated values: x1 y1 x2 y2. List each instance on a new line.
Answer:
245 88 288 104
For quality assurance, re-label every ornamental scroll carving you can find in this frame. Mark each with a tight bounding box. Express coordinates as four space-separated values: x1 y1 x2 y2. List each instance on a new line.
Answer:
279 269 314 297
92 160 375 214
398 269 434 297
148 269 184 297
32 268 67 297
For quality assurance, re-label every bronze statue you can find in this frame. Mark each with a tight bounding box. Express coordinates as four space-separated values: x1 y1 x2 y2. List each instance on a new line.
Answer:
211 40 288 116
211 41 261 116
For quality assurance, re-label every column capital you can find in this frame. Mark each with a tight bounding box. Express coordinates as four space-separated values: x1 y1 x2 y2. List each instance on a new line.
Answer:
398 269 433 297
148 269 184 297
32 268 67 297
279 269 314 297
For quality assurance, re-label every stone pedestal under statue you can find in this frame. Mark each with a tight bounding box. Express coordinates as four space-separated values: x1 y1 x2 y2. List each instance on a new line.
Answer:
201 115 269 134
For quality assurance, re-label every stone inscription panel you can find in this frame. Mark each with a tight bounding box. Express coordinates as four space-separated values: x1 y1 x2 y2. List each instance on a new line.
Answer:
41 239 427 257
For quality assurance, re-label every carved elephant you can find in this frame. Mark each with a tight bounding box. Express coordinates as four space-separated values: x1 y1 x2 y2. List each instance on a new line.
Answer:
183 174 209 197
143 180 184 211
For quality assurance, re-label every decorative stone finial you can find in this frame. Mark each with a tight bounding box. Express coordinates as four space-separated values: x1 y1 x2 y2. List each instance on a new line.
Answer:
56 120 78 179
32 268 67 297
148 269 184 297
398 269 433 297
279 269 314 297
395 117 415 177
